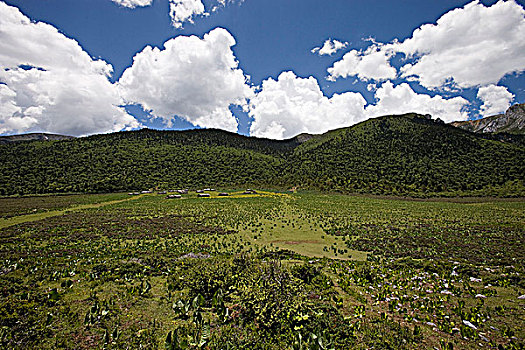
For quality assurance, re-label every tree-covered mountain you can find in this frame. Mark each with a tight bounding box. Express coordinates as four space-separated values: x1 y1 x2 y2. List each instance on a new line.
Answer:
286 114 524 196
0 114 523 197
0 129 290 195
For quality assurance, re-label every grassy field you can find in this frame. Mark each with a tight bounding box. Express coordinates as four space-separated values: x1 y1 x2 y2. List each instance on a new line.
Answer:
0 193 131 219
0 191 523 349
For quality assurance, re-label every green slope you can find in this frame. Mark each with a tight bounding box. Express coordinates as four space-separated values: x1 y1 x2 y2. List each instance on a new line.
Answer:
0 129 288 195
286 114 524 196
0 115 523 197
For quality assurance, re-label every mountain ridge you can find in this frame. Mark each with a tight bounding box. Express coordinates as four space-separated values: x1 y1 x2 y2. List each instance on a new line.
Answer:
0 132 75 144
0 114 523 197
2 102 523 143
451 103 525 134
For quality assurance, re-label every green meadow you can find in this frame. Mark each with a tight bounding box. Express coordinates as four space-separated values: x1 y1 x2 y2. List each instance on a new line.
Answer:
0 191 523 349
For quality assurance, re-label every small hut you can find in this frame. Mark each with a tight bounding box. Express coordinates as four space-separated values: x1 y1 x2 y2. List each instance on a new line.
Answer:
198 193 211 198
166 194 182 199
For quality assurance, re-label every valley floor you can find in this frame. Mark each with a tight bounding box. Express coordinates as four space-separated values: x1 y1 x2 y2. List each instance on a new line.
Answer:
0 191 523 349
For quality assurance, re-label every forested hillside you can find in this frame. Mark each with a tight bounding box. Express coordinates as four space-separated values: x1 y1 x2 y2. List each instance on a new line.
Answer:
1 114 523 197
0 129 288 195
286 114 524 196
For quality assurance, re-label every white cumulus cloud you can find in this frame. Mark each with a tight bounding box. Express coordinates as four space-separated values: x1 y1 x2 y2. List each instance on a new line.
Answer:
396 0 525 90
212 0 244 12
111 0 242 28
249 73 471 139
249 71 367 139
365 82 469 123
111 0 153 8
328 0 525 91
118 28 253 132
311 39 348 56
477 84 514 117
327 44 396 81
0 2 140 136
169 0 206 28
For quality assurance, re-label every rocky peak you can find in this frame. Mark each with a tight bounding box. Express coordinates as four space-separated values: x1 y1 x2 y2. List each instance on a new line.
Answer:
451 103 525 134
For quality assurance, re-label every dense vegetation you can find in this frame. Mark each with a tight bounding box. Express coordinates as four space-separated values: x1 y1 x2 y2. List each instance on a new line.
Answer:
0 191 523 349
0 114 523 197
287 115 525 196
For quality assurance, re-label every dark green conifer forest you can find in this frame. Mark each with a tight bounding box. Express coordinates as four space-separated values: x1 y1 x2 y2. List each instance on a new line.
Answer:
1 114 523 197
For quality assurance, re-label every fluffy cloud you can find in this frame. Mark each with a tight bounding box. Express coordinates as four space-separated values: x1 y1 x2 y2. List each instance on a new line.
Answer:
111 0 242 28
111 0 153 8
249 73 471 139
366 82 469 122
0 84 30 132
328 1 525 91
396 0 525 90
311 39 348 56
249 71 367 139
477 84 514 117
327 44 396 81
169 0 206 28
0 2 139 136
118 28 253 132
213 0 245 11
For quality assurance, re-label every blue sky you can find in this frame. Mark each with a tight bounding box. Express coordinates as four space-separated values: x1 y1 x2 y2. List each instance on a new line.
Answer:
1 0 524 138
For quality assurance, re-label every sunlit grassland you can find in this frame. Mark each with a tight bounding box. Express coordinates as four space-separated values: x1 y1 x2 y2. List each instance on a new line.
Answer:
0 190 523 349
0 193 130 218
0 193 134 229
114 191 365 260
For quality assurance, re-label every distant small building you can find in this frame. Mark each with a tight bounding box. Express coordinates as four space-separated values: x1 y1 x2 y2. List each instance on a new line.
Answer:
158 191 167 195
198 193 210 198
141 190 153 194
218 192 229 196
196 190 204 193
166 194 182 199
